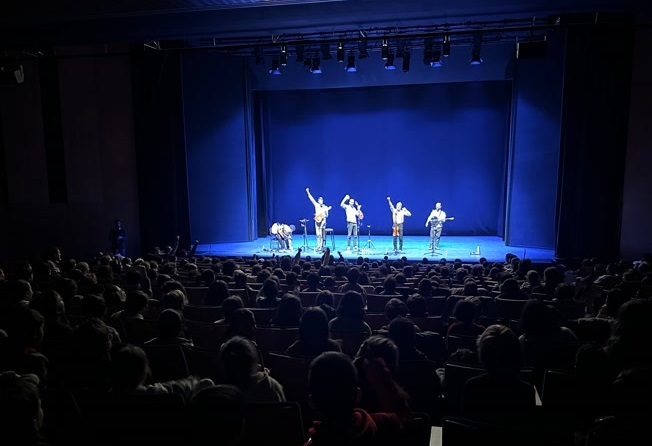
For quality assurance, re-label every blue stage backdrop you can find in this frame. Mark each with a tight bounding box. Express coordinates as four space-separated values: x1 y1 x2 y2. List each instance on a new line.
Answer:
256 81 512 238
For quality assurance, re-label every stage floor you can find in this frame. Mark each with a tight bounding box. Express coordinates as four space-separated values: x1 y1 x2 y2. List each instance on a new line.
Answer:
195 235 555 264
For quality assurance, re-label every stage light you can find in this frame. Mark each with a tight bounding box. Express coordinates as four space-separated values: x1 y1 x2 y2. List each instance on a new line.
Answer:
384 53 396 70
469 47 483 65
423 37 433 65
443 35 451 57
430 49 443 67
469 34 483 65
337 42 344 63
402 51 410 72
311 57 322 74
358 40 369 59
345 53 357 72
268 58 281 75
280 45 288 66
321 43 332 60
381 39 389 60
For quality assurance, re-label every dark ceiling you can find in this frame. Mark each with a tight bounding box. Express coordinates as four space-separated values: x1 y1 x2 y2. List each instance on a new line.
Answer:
0 0 647 53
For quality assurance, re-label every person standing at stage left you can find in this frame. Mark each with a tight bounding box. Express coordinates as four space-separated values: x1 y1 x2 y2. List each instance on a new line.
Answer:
306 188 332 252
108 219 127 257
387 197 411 254
340 194 362 251
425 202 447 250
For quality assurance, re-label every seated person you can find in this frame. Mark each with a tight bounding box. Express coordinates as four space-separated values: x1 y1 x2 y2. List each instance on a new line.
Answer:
0 371 48 446
145 308 194 347
305 351 411 446
286 307 342 358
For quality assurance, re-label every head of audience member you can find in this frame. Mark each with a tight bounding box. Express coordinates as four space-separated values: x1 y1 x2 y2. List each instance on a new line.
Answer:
417 278 433 297
110 344 151 391
156 308 185 341
382 276 398 294
259 277 280 300
205 280 230 306
477 324 523 379
123 290 150 317
336 291 366 321
225 308 257 341
296 307 334 354
306 272 322 291
218 296 245 324
500 278 523 299
219 336 260 392
520 299 561 338
388 317 419 354
232 270 248 289
221 260 238 277
453 298 478 325
525 270 542 289
187 384 246 446
270 294 303 328
308 352 360 424
346 267 361 285
463 280 479 296
160 280 187 300
354 335 400 375
161 289 188 312
406 294 427 317
384 298 408 323
29 289 67 324
604 297 652 368
200 269 215 287
542 266 564 290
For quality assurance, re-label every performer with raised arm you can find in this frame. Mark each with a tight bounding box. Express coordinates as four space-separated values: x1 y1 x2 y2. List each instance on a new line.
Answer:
387 196 412 254
306 188 332 252
425 202 447 251
340 194 362 251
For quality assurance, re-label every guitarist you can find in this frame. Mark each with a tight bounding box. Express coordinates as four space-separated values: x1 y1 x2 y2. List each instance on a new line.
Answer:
425 202 447 250
306 188 332 252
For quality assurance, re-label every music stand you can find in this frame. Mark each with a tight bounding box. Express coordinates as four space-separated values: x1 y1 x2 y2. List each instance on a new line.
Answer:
362 225 375 252
298 219 310 251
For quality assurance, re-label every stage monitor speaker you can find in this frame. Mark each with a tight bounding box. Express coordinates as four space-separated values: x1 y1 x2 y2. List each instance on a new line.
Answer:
516 41 547 60
0 64 25 84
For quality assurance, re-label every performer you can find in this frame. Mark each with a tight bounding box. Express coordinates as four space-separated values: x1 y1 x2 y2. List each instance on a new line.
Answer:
271 223 295 251
340 194 362 251
306 188 332 252
425 202 447 250
108 219 127 257
387 197 411 254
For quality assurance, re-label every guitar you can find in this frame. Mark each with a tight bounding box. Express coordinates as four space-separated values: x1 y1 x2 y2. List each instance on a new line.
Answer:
314 213 325 224
392 225 400 237
429 216 455 226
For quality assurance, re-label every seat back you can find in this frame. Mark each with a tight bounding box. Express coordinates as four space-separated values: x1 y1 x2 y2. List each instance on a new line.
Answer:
443 362 486 416
183 320 229 350
182 304 223 323
329 330 370 358
182 344 224 382
248 307 277 326
239 401 306 446
142 343 190 382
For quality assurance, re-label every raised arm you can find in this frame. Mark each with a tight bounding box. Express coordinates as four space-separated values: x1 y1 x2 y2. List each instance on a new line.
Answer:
340 194 350 208
403 207 412 217
306 187 318 206
387 196 395 212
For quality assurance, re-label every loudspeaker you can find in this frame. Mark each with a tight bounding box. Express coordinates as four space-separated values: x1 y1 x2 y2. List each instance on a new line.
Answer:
0 64 25 84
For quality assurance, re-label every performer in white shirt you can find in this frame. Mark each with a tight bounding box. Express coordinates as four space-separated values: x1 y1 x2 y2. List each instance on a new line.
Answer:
306 188 332 252
387 196 412 254
340 194 363 251
425 202 447 250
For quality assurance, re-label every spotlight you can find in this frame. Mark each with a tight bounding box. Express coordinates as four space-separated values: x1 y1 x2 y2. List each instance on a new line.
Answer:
280 45 288 66
381 39 389 60
268 58 281 75
321 43 332 60
358 40 369 59
402 51 410 72
345 53 357 72
443 35 451 57
311 57 322 74
384 53 396 70
469 35 483 65
430 49 443 67
469 47 483 65
337 42 344 63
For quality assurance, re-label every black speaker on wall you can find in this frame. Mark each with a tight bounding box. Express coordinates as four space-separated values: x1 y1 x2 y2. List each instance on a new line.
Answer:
0 64 25 84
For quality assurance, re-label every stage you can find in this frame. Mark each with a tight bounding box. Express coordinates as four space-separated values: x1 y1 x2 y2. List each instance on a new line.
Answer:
195 235 556 264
